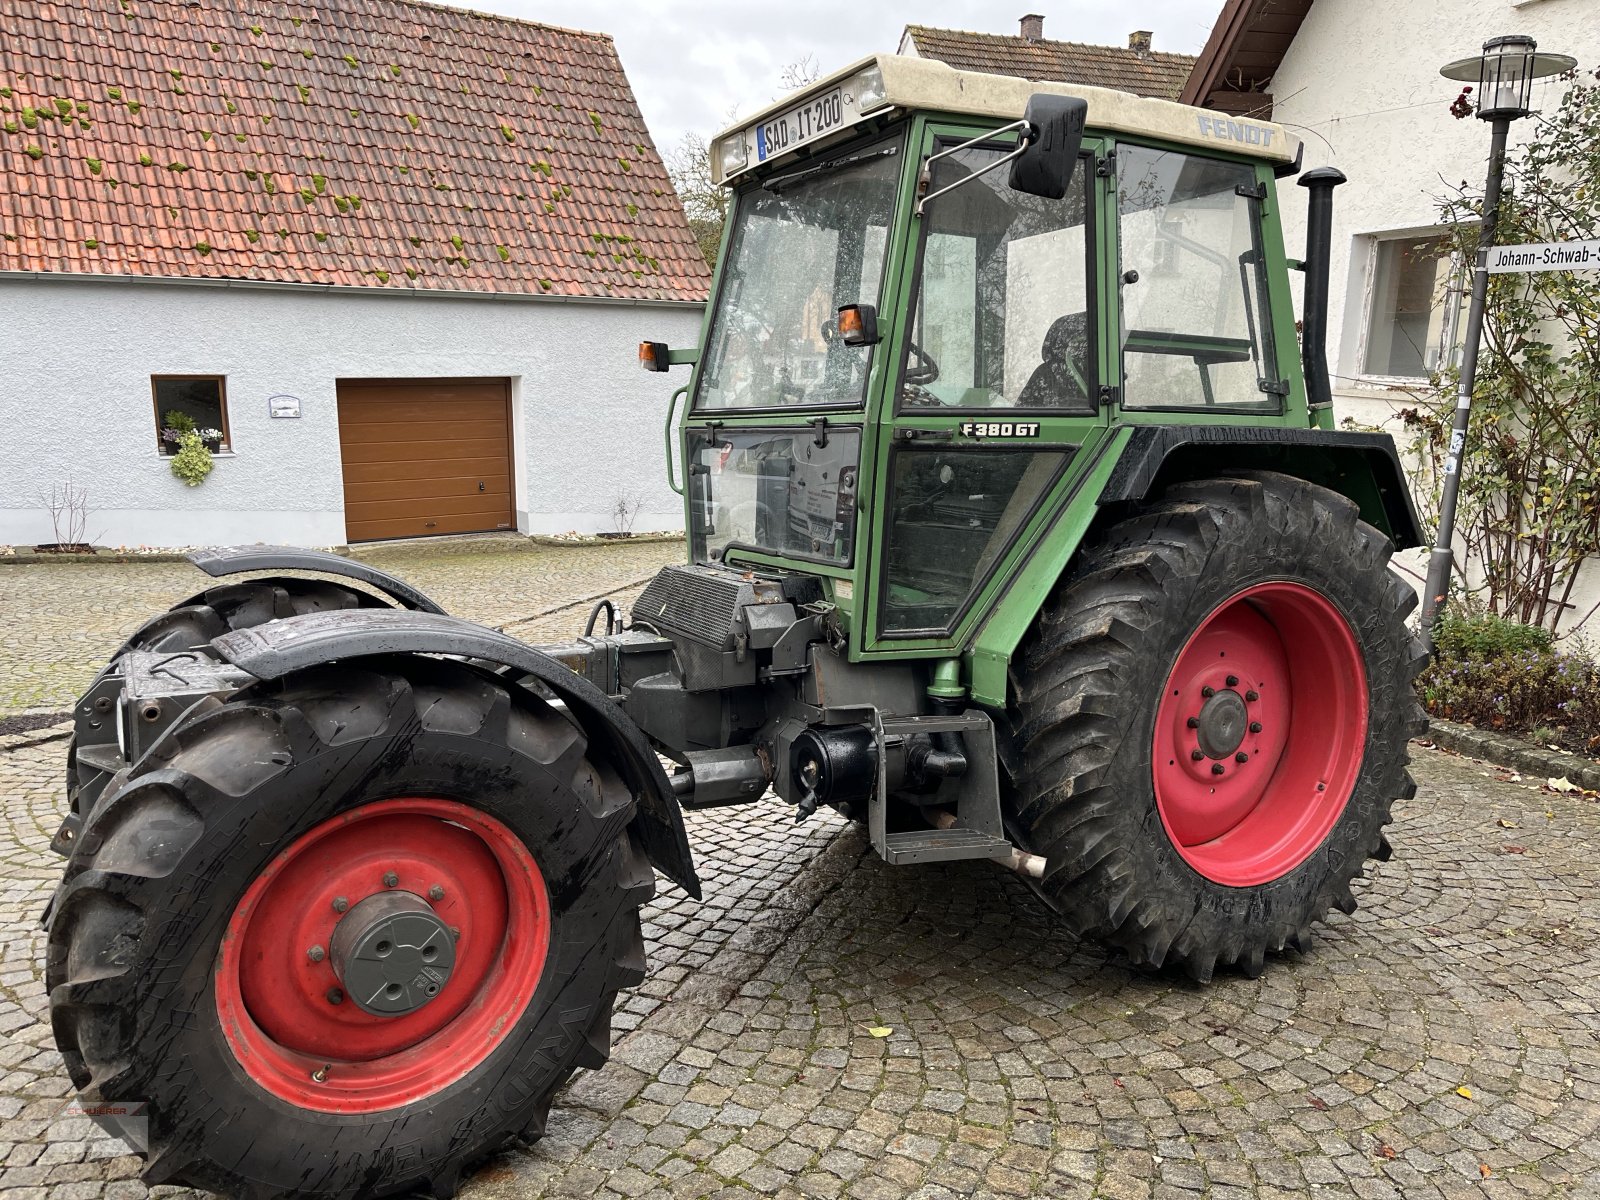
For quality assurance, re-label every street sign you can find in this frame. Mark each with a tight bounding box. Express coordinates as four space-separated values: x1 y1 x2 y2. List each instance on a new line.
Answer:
1485 239 1600 273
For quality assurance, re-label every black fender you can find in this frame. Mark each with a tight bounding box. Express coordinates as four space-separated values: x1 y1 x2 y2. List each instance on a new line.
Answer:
1099 426 1424 549
187 546 447 614
209 609 701 899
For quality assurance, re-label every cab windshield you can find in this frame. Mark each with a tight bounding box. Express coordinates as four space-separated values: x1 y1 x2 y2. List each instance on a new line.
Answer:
694 135 903 410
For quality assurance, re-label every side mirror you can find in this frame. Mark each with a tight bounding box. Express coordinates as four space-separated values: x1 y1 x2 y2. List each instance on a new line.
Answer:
1008 94 1087 200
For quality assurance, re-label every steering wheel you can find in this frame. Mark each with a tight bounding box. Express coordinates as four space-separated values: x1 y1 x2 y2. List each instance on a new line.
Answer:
904 339 941 385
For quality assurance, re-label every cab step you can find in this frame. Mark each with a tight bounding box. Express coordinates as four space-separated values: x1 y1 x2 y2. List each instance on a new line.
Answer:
881 828 1014 865
869 710 1020 865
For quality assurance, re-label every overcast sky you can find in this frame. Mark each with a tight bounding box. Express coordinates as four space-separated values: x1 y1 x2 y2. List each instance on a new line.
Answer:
436 1 1221 154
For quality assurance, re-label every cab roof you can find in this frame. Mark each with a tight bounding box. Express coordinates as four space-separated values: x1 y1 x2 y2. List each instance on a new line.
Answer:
713 53 1300 184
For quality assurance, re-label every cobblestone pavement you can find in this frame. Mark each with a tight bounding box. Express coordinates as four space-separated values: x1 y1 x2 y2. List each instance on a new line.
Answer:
0 541 681 714
2 730 1597 1200
2 548 1598 1199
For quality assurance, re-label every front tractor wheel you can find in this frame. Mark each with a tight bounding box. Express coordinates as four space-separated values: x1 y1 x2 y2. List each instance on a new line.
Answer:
1009 472 1424 981
46 656 652 1199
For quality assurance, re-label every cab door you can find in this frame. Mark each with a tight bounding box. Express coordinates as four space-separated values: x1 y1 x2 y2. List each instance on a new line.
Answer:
859 122 1115 656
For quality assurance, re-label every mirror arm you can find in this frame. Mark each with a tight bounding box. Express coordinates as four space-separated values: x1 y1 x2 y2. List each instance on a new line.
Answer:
915 118 1032 215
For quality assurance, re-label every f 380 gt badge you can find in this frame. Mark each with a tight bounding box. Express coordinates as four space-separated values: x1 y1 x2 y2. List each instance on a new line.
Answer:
959 421 1041 438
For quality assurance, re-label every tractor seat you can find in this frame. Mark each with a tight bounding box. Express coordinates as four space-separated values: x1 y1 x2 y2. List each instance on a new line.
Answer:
1019 313 1091 408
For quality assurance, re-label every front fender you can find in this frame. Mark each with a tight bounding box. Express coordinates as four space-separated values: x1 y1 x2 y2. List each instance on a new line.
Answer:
187 546 447 614
210 609 701 899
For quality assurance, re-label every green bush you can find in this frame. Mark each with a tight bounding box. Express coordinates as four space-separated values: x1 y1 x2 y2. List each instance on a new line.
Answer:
1419 611 1600 752
1432 611 1553 660
169 430 213 486
162 409 196 433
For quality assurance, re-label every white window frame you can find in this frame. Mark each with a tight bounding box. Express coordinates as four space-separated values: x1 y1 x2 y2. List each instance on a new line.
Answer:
1353 227 1466 387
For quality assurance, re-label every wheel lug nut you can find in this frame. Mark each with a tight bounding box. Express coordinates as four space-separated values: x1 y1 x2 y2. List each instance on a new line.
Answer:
449 926 461 941
1245 690 1260 702
1249 721 1263 734
307 945 325 963
1235 752 1249 764
428 884 446 902
1225 675 1239 687
1201 686 1215 698
326 987 344 1005
383 871 399 888
1211 763 1225 776
332 896 348 913
1186 717 1200 729
1191 749 1205 761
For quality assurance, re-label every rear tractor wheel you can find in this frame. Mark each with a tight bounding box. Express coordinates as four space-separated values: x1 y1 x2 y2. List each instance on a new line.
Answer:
46 655 651 1199
1009 472 1424 980
64 576 389 833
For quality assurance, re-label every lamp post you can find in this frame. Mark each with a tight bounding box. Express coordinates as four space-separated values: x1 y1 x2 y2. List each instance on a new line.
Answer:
1420 35 1576 653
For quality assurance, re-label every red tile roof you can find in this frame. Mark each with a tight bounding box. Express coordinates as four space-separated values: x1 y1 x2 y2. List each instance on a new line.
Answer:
0 0 711 301
903 25 1196 102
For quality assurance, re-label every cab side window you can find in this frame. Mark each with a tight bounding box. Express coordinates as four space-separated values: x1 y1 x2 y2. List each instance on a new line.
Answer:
899 144 1095 412
1117 146 1283 410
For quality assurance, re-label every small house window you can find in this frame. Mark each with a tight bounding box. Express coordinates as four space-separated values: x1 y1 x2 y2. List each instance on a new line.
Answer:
153 376 230 455
1360 234 1464 380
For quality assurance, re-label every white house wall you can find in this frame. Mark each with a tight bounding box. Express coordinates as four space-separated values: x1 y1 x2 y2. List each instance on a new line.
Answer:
1271 0 1600 399
0 279 703 548
1268 0 1600 626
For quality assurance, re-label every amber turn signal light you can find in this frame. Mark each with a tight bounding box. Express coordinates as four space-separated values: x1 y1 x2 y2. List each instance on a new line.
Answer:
837 304 880 347
639 341 669 372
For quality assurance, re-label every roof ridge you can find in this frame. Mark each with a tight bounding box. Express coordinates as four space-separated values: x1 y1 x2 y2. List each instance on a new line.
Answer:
180 0 617 43
906 24 1196 63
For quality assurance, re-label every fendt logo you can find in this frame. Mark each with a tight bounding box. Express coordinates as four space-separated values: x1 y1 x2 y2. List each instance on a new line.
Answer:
1196 114 1277 148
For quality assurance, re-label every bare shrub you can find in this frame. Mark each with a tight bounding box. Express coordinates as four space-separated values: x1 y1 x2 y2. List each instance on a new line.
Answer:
35 480 96 548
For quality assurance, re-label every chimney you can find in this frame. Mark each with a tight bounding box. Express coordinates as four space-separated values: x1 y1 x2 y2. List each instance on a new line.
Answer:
1020 13 1044 41
1128 30 1153 56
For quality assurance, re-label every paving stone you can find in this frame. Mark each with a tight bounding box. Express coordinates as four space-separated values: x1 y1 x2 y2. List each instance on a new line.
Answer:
2 556 1599 1200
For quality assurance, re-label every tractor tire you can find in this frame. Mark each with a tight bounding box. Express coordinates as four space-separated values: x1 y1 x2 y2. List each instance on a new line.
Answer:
65 576 388 821
46 654 652 1200
1007 472 1424 982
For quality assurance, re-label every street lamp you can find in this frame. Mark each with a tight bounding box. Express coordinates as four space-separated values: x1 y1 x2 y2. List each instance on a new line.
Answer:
1420 36 1576 653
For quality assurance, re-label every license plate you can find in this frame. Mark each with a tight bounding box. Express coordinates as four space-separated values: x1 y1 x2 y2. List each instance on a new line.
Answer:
756 87 845 162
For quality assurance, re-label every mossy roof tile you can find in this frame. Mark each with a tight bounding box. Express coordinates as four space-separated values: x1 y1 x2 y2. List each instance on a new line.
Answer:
0 0 710 301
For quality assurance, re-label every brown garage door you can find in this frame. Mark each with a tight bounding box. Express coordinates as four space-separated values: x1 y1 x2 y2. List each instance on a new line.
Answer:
337 379 514 543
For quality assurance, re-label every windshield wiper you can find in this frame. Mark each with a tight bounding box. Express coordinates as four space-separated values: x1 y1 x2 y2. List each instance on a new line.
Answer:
763 146 898 194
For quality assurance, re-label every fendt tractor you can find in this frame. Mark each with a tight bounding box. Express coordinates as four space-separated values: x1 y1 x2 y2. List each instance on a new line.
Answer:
41 55 1425 1199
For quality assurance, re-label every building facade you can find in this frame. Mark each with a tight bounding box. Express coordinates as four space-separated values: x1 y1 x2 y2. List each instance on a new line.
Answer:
0 0 709 548
1186 0 1599 426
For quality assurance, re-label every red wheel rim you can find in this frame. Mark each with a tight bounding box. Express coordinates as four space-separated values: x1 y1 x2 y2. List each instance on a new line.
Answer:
215 797 549 1113
1152 582 1369 887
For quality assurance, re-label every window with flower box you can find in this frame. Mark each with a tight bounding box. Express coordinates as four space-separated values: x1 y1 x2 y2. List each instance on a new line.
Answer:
152 376 231 455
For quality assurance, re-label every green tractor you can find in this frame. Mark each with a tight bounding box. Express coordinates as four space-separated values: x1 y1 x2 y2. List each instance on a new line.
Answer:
43 54 1425 1200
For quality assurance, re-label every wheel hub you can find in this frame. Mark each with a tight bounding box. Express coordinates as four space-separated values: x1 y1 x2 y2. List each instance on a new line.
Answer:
330 891 456 1015
1195 689 1249 760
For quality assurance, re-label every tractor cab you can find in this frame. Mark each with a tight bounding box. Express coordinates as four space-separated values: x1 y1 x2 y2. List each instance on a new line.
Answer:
651 55 1312 675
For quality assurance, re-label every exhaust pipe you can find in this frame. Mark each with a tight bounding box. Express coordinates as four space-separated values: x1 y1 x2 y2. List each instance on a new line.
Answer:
1297 167 1347 413
929 810 1047 880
